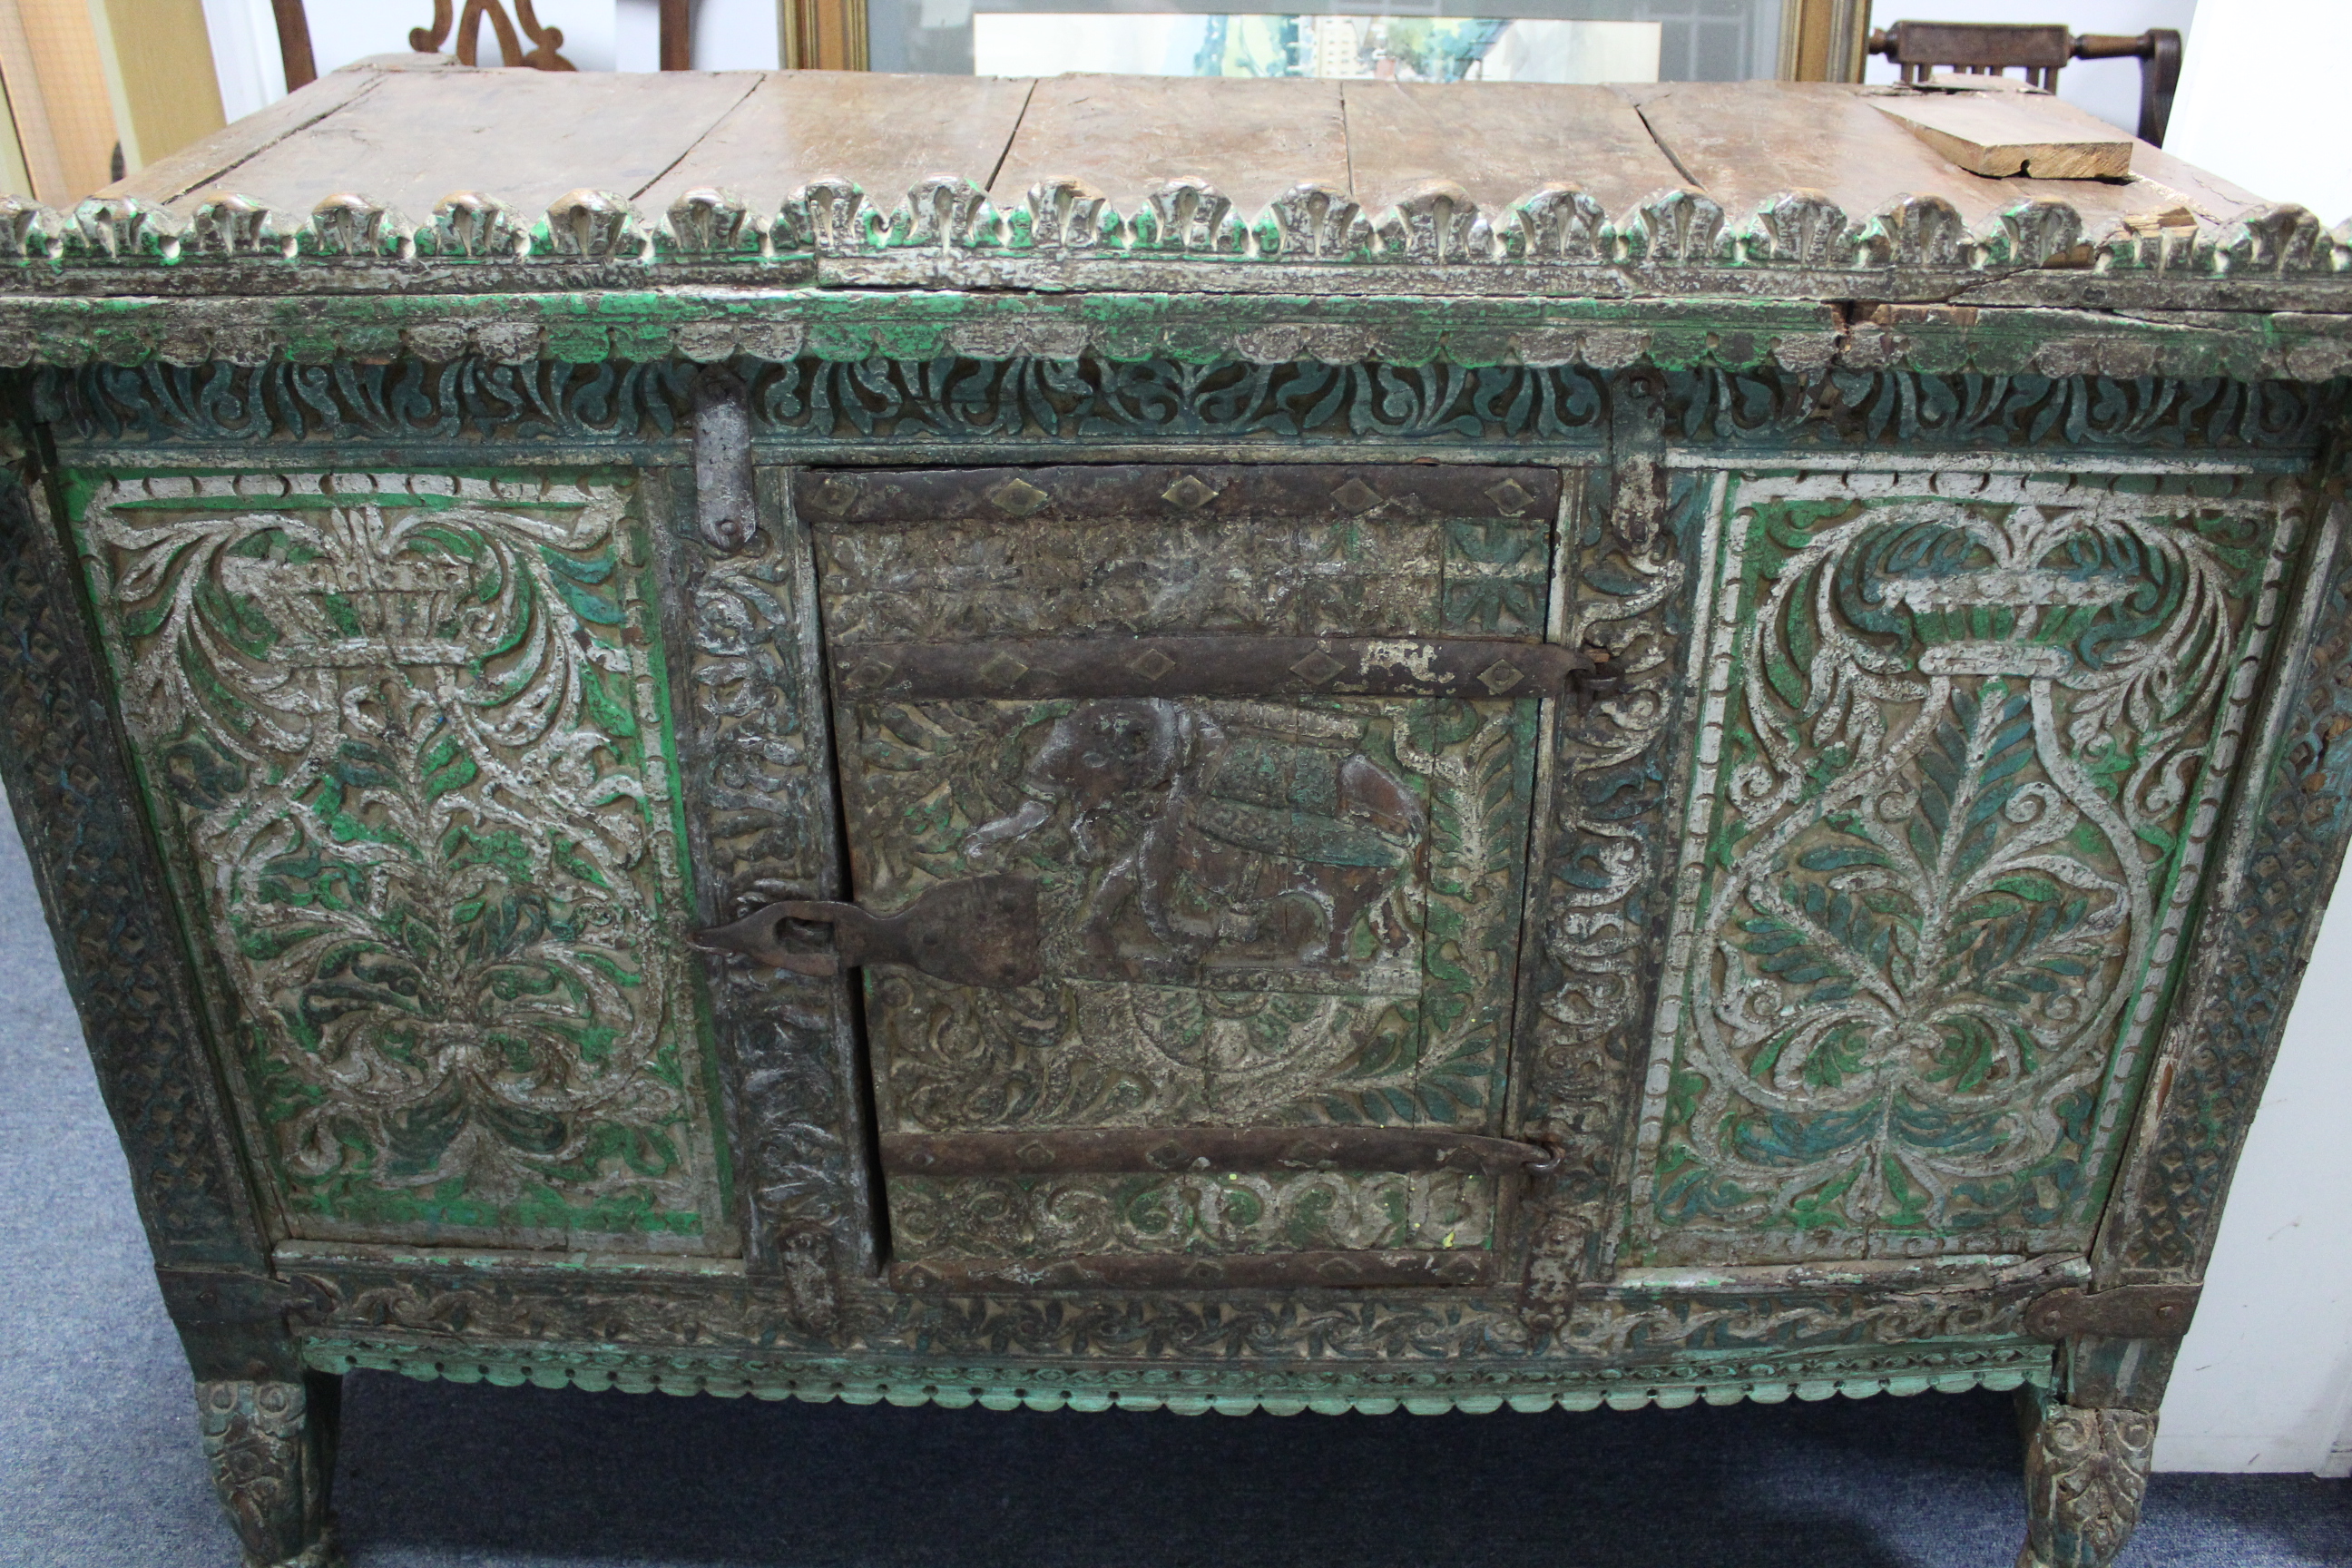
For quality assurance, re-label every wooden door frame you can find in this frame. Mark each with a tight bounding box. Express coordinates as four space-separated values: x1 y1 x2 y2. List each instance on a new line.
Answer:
1781 0 1872 83
780 0 867 71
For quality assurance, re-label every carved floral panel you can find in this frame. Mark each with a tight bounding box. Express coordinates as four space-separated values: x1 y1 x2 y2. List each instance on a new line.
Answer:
73 472 730 1249
1631 469 2302 1262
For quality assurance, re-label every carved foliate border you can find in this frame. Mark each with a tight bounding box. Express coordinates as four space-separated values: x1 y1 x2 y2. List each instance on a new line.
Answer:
2098 485 2352 1282
0 459 266 1268
1514 466 1700 1289
277 1250 2073 1369
2 289 2350 385
4 178 2344 297
668 467 874 1298
24 360 2343 463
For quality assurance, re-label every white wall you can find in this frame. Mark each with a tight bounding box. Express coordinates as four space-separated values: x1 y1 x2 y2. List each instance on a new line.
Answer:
2147 0 2352 1475
2163 0 2352 224
2158 861 2352 1472
1860 0 2196 136
208 0 779 122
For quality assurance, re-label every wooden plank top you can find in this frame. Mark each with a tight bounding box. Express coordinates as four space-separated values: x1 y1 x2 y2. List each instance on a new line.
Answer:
108 61 2283 245
109 65 387 207
162 67 760 222
640 71 1033 219
1341 80 1686 218
50 62 2321 315
1624 80 2224 237
990 74 1346 213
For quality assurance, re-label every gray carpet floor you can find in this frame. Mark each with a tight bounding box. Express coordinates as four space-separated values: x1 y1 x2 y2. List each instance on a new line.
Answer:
3 791 2349 1568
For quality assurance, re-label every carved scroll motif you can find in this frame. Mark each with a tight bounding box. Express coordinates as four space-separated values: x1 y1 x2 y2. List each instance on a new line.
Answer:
29 358 2339 456
79 474 726 1247
1518 468 1693 1289
1632 472 2300 1263
888 1169 1496 1260
679 496 871 1282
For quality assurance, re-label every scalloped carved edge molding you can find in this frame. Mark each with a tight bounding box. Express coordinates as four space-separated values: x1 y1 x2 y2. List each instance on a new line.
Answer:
5 181 2347 281
298 1335 2049 1414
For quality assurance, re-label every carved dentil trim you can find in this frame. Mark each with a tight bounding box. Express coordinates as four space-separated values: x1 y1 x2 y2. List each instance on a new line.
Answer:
2019 1404 2156 1568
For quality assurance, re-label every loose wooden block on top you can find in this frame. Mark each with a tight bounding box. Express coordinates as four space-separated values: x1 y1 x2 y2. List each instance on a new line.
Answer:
1871 89 2134 180
1 59 2346 1568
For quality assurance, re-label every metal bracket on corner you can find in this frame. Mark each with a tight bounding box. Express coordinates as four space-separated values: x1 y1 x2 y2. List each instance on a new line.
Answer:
2024 1284 2201 1341
691 366 756 551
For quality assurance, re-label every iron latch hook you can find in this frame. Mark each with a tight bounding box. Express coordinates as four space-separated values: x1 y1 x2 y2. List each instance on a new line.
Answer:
691 873 1042 990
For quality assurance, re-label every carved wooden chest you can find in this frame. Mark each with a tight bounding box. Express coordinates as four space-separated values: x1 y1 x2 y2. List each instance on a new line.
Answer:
2 60 2346 1568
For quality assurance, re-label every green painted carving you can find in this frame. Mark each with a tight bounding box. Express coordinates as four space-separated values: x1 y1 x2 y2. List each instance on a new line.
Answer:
299 1330 2049 1414
4 285 2349 386
3 183 2343 290
27 355 2339 461
1632 471 2302 1262
2106 498 2352 1279
71 471 729 1246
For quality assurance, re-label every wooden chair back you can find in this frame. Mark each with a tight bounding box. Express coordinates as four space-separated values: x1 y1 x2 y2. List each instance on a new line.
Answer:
1869 19 2183 145
271 0 694 92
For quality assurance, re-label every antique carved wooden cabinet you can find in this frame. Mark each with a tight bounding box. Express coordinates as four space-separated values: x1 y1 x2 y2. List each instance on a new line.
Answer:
1 59 2347 1568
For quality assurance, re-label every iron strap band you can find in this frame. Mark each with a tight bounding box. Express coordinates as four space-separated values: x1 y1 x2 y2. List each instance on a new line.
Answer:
836 636 1603 701
880 1127 1556 1178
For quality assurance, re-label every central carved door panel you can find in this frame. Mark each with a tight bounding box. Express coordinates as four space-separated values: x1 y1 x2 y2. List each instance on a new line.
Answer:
799 465 1568 1290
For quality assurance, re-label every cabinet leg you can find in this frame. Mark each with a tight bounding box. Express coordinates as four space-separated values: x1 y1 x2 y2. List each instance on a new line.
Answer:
196 1372 342 1568
2017 1398 2157 1568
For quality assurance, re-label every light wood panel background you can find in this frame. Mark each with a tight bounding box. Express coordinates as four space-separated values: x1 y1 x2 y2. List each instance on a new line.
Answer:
0 0 224 204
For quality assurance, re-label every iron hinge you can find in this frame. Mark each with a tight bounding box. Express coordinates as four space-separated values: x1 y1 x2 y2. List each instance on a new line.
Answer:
2025 1284 2201 1341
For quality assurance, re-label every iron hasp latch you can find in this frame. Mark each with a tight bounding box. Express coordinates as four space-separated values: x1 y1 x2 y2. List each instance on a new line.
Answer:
692 874 1041 989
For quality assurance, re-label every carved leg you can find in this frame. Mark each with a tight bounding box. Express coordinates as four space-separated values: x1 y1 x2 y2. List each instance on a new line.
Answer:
2017 1398 2156 1568
196 1373 342 1568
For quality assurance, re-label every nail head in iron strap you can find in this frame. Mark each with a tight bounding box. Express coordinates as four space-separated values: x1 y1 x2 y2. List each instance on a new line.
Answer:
887 1249 1495 1293
882 1127 1558 1178
840 637 1590 701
